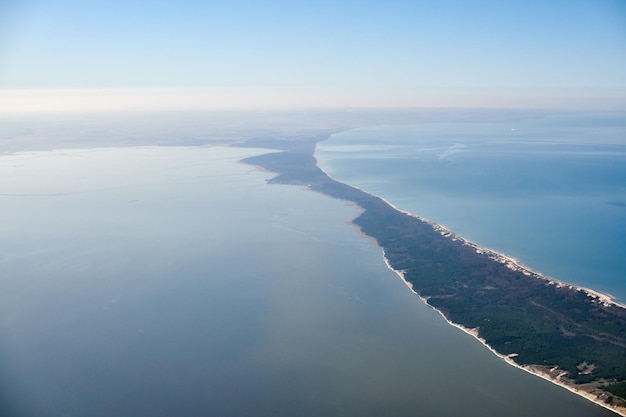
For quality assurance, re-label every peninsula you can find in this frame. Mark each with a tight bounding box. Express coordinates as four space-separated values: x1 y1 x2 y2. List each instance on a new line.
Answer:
238 132 626 416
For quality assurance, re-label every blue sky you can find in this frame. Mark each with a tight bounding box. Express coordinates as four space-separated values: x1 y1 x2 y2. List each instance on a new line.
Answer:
1 0 625 110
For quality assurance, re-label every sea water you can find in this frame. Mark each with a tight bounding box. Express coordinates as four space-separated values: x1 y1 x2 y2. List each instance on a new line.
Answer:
317 111 626 303
0 145 616 416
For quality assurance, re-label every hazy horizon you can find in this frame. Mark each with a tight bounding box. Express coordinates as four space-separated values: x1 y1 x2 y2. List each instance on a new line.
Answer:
2 2 626 416
1 1 624 112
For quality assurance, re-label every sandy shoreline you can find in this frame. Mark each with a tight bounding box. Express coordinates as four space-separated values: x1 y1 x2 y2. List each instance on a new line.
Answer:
315 162 626 416
381 254 625 416
317 159 625 309
378 194 626 310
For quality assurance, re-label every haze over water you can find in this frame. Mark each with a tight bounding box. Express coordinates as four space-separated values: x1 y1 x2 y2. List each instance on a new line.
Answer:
0 144 617 416
317 111 626 303
2 0 625 414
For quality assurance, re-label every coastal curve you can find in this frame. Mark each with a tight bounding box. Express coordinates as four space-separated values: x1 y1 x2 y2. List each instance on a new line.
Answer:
236 132 626 416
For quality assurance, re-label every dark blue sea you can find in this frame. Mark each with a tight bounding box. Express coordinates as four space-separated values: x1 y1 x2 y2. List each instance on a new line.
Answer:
317 111 626 303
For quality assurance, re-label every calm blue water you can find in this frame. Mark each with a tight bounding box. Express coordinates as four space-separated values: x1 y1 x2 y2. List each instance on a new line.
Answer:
0 145 617 416
317 111 626 303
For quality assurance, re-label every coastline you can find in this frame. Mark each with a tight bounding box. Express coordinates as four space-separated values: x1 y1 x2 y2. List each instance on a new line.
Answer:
376 194 626 311
381 252 626 416
240 136 626 417
317 159 625 311
317 163 626 416
316 161 626 415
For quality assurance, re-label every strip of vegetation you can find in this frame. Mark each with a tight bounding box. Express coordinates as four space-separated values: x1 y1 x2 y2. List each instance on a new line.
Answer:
239 134 626 413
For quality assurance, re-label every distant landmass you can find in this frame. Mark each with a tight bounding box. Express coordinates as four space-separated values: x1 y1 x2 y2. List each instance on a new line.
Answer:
238 132 626 416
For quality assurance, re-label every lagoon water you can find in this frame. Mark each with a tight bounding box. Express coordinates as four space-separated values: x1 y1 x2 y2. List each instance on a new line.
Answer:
317 112 626 303
0 145 617 416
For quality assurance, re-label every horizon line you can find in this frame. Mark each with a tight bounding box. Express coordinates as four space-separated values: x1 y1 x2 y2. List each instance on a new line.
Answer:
2 87 625 114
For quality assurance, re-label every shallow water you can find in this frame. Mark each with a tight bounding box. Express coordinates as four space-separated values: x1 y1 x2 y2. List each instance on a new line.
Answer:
0 145 617 416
